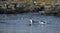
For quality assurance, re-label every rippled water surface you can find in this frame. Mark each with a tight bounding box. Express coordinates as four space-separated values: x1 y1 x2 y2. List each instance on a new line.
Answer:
0 13 60 33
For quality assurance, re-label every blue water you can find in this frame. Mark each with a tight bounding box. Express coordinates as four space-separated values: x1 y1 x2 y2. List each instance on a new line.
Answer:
0 13 60 33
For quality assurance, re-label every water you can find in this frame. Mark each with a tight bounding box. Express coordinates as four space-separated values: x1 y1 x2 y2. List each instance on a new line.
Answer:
0 12 60 33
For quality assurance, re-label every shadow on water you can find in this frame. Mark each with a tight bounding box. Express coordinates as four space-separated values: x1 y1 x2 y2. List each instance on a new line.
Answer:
0 22 17 25
0 22 9 24
28 23 40 27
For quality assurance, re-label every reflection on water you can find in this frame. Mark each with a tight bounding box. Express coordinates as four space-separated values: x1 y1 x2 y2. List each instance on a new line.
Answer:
0 13 60 33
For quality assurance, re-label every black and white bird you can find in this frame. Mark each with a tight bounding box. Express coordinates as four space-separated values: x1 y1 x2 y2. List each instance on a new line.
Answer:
29 19 35 26
39 20 46 24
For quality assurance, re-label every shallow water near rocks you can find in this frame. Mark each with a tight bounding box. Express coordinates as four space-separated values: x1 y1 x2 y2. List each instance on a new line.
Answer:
0 12 60 33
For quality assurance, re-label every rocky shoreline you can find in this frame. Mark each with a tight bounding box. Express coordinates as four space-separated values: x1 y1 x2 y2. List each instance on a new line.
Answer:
0 3 60 16
0 4 45 14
